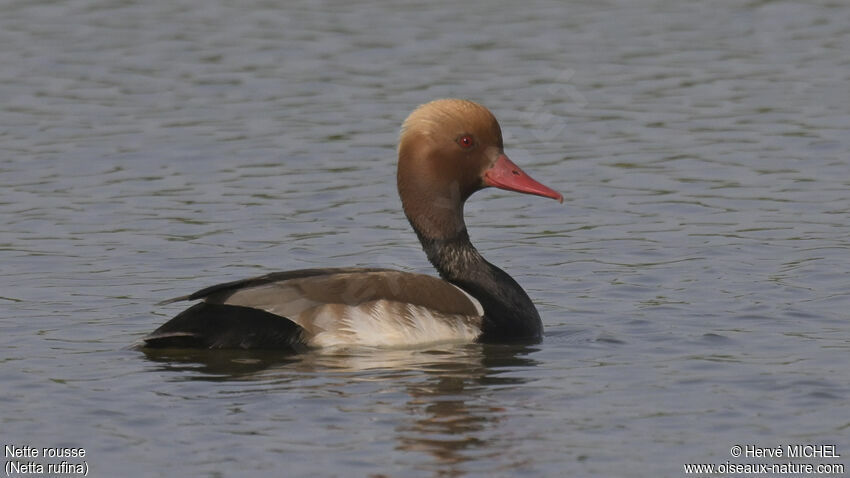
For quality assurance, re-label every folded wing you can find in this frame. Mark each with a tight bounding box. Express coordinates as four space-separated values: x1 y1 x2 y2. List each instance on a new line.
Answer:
145 268 484 349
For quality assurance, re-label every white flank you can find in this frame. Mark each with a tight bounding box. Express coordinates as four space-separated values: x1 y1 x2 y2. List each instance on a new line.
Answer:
308 300 481 348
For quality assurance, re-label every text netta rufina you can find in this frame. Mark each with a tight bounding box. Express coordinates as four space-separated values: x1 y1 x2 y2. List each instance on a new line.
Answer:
143 99 563 350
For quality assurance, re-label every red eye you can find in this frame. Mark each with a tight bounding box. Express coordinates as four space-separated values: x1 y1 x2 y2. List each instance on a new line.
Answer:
457 135 474 149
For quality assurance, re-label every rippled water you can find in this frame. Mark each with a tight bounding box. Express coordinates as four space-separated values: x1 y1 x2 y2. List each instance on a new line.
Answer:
2 0 848 476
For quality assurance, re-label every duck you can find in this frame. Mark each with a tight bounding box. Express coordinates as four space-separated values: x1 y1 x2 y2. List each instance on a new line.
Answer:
143 99 563 350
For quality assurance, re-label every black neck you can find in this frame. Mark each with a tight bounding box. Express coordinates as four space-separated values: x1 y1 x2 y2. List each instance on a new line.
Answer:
416 228 543 342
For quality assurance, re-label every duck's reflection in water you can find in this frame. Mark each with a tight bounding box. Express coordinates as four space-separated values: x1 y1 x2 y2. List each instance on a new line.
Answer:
391 346 538 474
140 342 539 475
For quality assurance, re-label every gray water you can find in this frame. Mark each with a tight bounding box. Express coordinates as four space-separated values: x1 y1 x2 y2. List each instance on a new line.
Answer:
2 0 849 476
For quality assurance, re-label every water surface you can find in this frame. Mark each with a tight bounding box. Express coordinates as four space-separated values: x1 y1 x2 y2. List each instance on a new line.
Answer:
2 0 849 476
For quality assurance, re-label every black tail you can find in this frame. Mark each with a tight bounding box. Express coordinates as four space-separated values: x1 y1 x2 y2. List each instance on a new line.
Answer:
143 302 307 351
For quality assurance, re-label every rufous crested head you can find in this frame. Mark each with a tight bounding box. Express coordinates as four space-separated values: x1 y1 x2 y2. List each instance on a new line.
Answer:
397 99 562 240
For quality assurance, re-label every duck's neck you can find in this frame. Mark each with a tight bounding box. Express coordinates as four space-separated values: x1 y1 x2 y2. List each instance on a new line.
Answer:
415 227 543 342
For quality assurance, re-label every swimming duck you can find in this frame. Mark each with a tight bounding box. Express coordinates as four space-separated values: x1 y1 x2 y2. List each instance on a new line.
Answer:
144 99 562 350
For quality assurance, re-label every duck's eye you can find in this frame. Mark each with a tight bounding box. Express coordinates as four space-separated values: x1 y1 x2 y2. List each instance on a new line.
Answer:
457 134 475 149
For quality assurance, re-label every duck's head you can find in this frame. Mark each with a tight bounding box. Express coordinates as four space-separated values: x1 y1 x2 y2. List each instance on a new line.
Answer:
397 99 562 240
